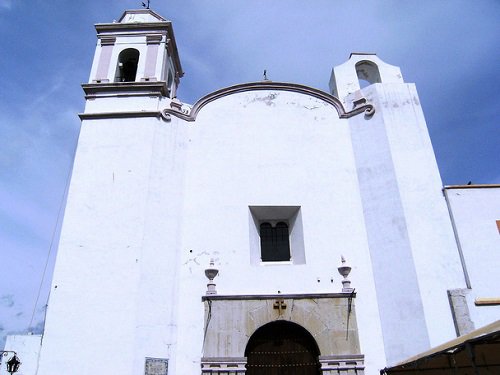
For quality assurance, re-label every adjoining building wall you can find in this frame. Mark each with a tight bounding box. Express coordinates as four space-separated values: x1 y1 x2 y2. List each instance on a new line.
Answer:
444 186 500 330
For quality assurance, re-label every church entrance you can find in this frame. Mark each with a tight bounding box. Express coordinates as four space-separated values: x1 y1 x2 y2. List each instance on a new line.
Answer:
245 321 321 375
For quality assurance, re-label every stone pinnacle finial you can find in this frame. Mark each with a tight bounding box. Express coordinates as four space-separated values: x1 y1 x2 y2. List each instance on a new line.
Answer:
337 255 353 293
205 259 219 295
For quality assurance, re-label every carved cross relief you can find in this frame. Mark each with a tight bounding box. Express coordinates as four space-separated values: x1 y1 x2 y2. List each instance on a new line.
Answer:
273 299 287 316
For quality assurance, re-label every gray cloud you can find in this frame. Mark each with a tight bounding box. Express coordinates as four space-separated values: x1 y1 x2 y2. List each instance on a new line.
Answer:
0 0 12 10
1 295 14 308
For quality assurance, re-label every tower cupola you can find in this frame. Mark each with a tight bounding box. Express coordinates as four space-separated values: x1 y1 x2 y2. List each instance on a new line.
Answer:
329 53 403 102
86 9 183 98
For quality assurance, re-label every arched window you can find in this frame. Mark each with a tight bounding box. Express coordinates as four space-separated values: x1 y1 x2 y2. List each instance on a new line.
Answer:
260 221 291 262
245 321 321 375
355 60 381 88
115 48 140 82
167 69 173 87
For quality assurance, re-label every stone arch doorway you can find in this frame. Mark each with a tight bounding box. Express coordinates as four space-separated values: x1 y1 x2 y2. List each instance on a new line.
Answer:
245 320 321 375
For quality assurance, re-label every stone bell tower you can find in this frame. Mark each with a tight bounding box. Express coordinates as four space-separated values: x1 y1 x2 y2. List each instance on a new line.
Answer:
35 9 187 375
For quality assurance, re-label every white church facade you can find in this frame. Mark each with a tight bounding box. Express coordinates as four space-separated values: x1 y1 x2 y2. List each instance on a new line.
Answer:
2 9 499 375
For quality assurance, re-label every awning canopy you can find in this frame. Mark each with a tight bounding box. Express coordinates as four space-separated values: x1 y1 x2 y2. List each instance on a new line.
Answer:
380 320 500 374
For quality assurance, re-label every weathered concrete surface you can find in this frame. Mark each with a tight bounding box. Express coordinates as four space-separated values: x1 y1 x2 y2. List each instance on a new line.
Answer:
448 288 475 335
202 294 362 358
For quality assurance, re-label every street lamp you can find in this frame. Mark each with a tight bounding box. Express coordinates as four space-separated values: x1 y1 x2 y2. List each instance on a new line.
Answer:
0 351 21 374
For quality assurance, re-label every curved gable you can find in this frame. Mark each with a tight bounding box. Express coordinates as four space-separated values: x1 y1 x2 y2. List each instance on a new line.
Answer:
162 81 374 122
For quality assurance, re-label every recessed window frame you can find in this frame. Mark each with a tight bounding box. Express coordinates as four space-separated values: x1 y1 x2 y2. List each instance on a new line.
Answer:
249 206 305 266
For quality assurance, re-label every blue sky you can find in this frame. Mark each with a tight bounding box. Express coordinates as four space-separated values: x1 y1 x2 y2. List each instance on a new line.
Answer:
0 0 499 349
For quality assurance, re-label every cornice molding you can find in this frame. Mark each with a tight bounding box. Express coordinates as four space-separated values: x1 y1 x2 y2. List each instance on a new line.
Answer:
99 36 116 46
79 111 161 120
82 81 168 98
443 184 500 190
78 82 375 123
201 292 355 302
146 33 163 45
162 81 375 122
95 22 171 34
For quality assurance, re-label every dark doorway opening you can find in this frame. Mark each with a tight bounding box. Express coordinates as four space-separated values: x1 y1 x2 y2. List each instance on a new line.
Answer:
245 321 321 375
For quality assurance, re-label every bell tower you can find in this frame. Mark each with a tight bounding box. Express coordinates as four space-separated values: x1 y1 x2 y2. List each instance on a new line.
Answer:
86 9 183 99
35 10 188 375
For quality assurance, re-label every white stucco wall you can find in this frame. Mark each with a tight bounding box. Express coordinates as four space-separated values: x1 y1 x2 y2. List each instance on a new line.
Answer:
173 90 386 373
377 84 465 347
36 116 188 375
349 82 465 353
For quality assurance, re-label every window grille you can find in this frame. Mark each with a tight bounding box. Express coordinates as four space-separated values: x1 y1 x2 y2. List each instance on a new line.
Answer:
260 222 291 261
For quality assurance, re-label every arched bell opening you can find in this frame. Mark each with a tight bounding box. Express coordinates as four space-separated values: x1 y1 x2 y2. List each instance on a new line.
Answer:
115 48 140 82
355 60 381 88
245 320 321 375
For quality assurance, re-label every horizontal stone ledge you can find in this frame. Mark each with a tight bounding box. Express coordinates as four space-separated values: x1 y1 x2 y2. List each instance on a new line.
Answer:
443 184 500 190
202 292 356 302
79 111 162 120
82 81 169 97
